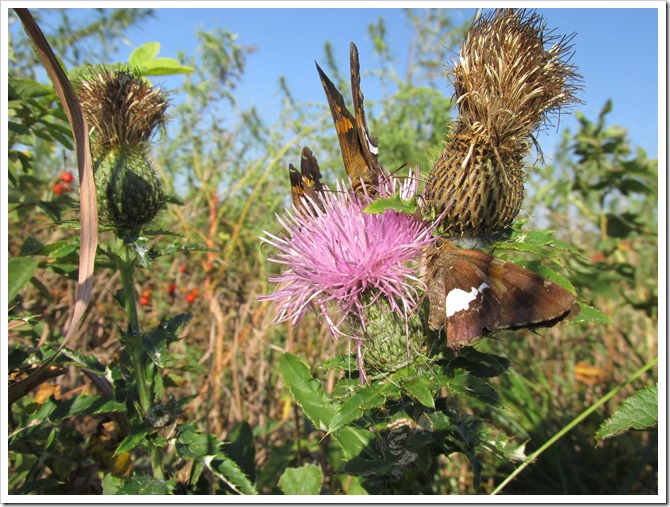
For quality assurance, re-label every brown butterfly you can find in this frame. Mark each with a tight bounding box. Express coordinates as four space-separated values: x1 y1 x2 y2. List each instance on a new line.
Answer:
316 42 382 195
426 239 580 349
289 146 324 210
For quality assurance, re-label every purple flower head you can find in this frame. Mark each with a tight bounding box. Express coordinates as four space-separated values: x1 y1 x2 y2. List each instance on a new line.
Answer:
260 167 435 339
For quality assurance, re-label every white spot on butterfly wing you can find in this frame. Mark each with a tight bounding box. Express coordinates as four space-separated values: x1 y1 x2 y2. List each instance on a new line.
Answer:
445 283 490 318
362 131 378 155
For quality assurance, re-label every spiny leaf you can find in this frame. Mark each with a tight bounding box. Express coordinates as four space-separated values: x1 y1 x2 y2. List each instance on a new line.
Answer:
329 383 392 433
596 384 657 442
400 376 436 409
116 426 150 455
114 475 176 495
279 353 375 459
175 427 257 495
279 353 339 432
571 302 611 325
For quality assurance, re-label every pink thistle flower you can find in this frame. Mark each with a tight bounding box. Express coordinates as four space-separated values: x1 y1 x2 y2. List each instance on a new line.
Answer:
260 168 435 340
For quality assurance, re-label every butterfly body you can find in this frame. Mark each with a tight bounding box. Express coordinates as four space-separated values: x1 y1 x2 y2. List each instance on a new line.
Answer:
316 42 381 196
426 240 579 349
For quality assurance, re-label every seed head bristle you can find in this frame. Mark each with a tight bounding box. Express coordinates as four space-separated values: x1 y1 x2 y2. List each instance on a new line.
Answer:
453 8 583 142
76 66 169 154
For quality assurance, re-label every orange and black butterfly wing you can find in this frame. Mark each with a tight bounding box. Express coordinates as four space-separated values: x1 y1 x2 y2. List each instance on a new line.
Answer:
349 42 381 185
289 146 324 209
315 62 369 186
299 146 323 200
289 162 304 208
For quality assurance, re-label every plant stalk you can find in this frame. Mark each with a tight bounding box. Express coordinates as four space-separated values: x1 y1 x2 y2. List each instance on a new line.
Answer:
118 242 164 480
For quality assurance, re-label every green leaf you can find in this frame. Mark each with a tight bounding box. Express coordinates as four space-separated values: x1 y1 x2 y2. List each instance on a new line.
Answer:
596 384 657 442
329 385 390 433
27 396 126 428
363 194 418 215
47 241 79 259
127 42 194 76
401 377 435 409
493 241 553 260
141 332 169 368
139 58 194 76
101 474 125 495
8 77 54 99
116 426 150 455
142 313 193 367
221 422 256 483
115 475 176 495
278 464 323 495
152 242 213 259
176 427 257 495
571 302 611 325
343 455 396 477
449 372 501 406
279 353 339 432
128 42 161 69
332 426 376 460
321 354 357 372
449 348 512 378
279 353 375 459
57 346 108 375
175 427 221 460
209 456 258 495
8 257 39 302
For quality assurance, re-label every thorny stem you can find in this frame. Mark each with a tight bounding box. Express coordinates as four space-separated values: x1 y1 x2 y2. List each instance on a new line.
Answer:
117 242 164 480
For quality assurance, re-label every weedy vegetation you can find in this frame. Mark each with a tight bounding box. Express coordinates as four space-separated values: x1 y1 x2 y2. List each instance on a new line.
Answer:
7 8 658 496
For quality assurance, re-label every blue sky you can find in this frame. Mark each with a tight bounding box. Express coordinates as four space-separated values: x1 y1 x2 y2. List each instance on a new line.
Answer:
11 4 662 161
115 5 661 161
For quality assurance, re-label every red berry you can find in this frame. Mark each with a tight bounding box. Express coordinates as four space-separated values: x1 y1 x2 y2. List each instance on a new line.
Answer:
591 252 606 263
59 171 74 183
167 282 177 296
139 295 151 306
185 291 197 304
179 265 187 273
53 182 67 195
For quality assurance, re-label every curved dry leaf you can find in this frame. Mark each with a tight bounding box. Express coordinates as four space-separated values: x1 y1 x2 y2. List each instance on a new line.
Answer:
10 9 98 404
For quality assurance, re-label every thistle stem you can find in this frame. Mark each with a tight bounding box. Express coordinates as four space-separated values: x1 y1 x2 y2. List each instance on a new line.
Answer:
117 242 163 480
118 245 150 412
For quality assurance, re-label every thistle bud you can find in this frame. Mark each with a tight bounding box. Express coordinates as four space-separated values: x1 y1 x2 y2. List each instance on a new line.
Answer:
424 9 582 242
360 300 432 374
94 146 164 231
76 67 169 233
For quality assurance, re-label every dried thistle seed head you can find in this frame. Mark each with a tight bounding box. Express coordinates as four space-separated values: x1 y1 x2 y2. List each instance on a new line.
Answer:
425 8 582 241
454 8 582 140
77 67 169 153
94 146 165 232
425 128 525 239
